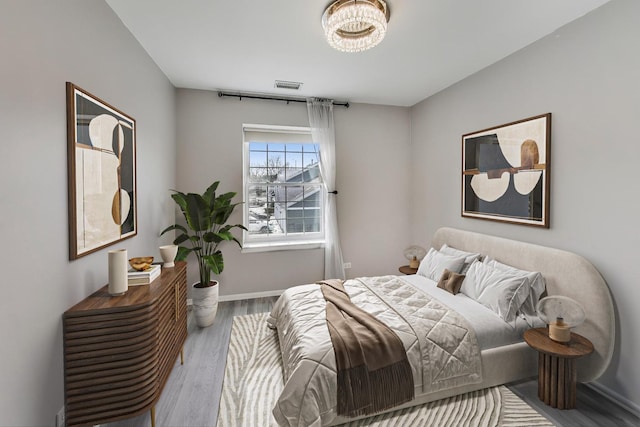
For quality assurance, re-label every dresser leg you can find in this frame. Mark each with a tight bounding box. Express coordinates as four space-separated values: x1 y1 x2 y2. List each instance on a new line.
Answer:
150 406 156 427
180 348 184 365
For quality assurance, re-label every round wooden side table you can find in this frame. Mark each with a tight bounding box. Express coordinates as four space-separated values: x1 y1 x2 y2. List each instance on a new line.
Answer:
398 265 418 275
524 327 594 409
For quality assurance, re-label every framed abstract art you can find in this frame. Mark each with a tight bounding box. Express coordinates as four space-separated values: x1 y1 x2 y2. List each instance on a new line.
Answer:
462 113 551 228
66 82 137 259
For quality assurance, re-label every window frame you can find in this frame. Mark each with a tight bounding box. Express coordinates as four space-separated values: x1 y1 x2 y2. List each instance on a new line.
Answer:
242 124 325 252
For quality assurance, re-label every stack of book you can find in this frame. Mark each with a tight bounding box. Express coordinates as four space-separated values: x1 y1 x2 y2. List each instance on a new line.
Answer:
128 264 161 286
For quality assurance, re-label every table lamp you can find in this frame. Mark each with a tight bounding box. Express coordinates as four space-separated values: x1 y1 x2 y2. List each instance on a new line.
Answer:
536 295 586 343
404 245 427 269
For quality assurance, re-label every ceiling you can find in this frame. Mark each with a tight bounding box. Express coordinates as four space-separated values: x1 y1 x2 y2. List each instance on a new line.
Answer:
106 0 610 107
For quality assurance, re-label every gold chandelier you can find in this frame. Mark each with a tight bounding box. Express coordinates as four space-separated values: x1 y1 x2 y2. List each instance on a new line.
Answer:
322 0 390 53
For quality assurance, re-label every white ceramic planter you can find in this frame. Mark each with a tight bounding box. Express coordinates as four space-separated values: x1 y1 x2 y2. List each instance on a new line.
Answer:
192 281 219 327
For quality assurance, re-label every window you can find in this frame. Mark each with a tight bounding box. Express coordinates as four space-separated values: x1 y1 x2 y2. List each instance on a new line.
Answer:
243 125 324 250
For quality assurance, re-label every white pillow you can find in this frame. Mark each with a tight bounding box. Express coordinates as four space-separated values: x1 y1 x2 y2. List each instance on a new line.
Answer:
439 244 482 274
439 244 481 264
483 257 546 316
417 248 466 281
461 261 531 322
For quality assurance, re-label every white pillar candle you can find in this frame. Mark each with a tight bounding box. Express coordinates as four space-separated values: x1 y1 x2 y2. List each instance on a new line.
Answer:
108 249 128 295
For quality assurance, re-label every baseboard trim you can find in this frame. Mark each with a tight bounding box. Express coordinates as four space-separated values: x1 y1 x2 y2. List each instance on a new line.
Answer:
586 381 640 418
218 289 286 302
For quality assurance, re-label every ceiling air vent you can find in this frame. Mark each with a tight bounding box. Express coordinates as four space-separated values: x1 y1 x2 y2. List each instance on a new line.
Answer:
274 80 303 90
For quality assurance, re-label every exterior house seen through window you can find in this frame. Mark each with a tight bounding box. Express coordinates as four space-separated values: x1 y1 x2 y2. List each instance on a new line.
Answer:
243 125 324 249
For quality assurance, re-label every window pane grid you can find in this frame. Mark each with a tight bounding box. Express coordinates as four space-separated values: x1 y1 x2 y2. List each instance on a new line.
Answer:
245 137 323 242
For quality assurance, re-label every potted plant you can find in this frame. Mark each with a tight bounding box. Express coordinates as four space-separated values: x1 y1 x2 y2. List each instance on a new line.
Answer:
161 181 245 327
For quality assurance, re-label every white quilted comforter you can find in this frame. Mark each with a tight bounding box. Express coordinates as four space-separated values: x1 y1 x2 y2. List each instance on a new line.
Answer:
267 275 483 427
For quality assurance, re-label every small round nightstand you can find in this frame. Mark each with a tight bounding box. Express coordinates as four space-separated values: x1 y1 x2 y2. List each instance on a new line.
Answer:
524 327 594 409
398 265 418 275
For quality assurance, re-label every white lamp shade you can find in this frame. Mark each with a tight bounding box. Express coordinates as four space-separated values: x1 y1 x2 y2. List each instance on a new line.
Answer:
404 245 427 262
536 295 586 327
404 245 426 269
537 295 586 342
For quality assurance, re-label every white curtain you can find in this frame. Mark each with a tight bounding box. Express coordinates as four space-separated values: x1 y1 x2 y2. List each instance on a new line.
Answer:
307 98 345 280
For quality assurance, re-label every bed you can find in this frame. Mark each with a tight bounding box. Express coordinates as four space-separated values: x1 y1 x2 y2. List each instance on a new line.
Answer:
267 227 615 426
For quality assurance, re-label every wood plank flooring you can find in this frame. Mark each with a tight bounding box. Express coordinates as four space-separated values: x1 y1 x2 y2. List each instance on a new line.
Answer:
104 297 639 427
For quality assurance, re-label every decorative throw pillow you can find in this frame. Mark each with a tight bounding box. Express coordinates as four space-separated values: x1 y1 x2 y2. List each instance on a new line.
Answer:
437 269 466 295
483 257 546 317
461 261 531 322
417 248 467 281
440 244 482 274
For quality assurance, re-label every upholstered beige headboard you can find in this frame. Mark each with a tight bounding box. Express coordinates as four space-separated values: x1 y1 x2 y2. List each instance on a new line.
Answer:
431 227 614 382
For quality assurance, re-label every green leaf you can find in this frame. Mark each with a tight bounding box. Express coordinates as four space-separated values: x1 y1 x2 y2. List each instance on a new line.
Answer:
175 246 192 261
217 229 234 241
213 201 242 225
184 193 211 231
204 251 224 275
203 231 223 243
173 234 190 245
203 181 220 206
170 191 189 214
215 191 235 205
160 223 188 235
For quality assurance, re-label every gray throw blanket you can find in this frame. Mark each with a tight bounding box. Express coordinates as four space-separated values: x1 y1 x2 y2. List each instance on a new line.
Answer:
317 279 414 417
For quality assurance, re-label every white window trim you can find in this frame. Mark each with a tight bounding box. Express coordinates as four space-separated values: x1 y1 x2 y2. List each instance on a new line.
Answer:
241 240 324 254
242 124 326 251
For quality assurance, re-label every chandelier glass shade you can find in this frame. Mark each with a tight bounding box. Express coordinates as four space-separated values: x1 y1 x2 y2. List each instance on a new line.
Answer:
322 0 390 53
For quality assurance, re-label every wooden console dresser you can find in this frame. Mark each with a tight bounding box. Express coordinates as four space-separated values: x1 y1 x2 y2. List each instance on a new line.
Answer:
63 261 187 427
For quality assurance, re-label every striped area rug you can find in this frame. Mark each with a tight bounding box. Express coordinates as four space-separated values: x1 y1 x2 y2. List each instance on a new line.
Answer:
217 312 553 427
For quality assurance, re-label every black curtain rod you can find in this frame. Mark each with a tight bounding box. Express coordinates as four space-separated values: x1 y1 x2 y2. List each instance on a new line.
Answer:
217 91 350 108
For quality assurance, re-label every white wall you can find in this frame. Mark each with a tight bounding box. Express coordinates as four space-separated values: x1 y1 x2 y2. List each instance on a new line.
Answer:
0 1 176 425
410 0 640 410
175 90 411 296
334 103 413 278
